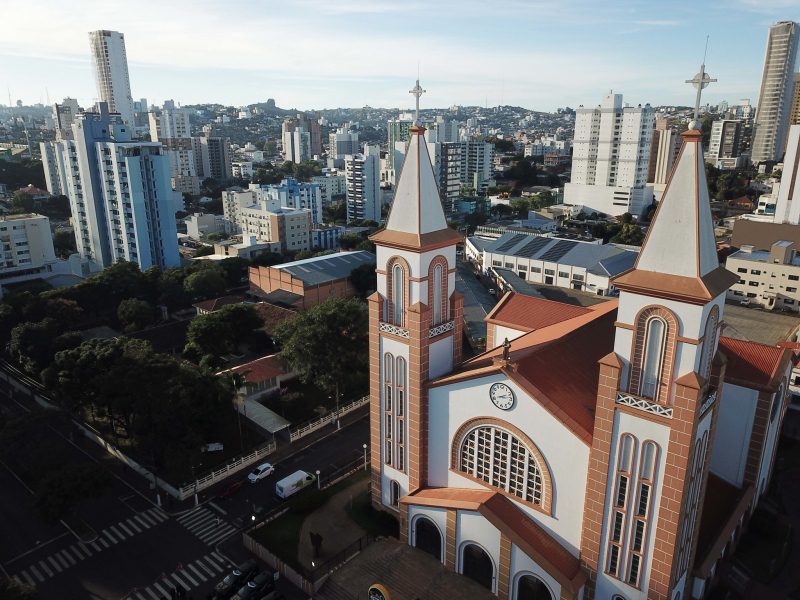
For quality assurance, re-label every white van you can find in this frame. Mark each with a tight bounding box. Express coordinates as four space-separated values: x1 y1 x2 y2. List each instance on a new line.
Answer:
275 470 316 499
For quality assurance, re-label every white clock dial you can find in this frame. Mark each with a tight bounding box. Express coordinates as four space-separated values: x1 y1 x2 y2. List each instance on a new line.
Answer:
489 382 515 410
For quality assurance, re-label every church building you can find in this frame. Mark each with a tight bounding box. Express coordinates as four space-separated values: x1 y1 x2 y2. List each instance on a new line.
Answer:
367 110 793 600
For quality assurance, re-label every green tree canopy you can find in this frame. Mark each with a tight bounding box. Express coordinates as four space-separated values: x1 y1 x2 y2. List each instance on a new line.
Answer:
184 303 262 358
183 268 227 299
273 297 368 399
117 298 156 333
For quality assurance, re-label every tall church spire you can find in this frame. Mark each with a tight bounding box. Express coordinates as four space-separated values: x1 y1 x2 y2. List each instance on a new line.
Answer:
612 127 738 303
371 84 462 251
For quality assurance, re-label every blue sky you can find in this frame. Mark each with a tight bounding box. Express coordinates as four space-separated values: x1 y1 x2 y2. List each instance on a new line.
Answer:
0 0 798 111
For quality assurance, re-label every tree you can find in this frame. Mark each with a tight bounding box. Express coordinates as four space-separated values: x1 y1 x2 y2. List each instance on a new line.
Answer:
0 577 38 599
184 304 262 358
610 223 645 246
53 230 76 258
350 263 377 299
9 318 60 375
194 246 215 257
509 198 531 218
117 298 156 332
34 464 111 522
338 234 363 250
274 298 368 399
184 268 227 298
10 192 35 214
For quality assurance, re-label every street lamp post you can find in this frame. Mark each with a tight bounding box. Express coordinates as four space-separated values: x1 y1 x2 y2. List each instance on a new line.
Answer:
335 381 341 430
363 443 368 471
191 462 201 507
316 469 321 490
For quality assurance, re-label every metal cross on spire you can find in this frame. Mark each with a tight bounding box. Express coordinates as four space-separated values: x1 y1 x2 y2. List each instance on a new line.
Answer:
409 79 425 124
685 36 717 129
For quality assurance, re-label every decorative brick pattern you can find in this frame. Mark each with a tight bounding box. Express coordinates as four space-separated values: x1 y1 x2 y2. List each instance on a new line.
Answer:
399 503 409 544
446 509 457 571
452 291 465 366
407 301 432 491
627 305 679 405
368 292 384 509
427 255 450 325
497 532 512 599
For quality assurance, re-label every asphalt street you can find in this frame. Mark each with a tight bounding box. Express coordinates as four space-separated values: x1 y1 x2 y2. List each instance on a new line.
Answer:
0 372 370 600
455 260 498 346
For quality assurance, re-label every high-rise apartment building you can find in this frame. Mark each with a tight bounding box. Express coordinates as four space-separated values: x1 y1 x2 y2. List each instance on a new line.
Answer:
345 145 381 223
329 129 360 159
647 116 680 185
460 139 495 195
565 91 655 216
88 30 136 128
751 21 800 164
282 128 311 163
773 125 800 224
53 98 81 139
149 106 201 194
386 114 414 184
192 127 232 182
282 114 322 158
790 73 800 127
707 120 745 169
40 104 179 272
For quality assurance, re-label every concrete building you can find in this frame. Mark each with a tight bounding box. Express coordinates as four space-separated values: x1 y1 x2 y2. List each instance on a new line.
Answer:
244 179 323 224
726 241 800 312
329 129 359 159
565 91 655 217
282 127 311 163
311 172 347 206
88 30 135 128
240 206 312 253
194 129 232 181
707 120 746 169
185 213 227 239
232 161 253 179
460 139 495 196
149 107 201 194
751 21 800 164
282 114 322 157
53 98 81 138
311 224 345 250
774 125 800 223
647 116 680 202
40 103 179 272
346 145 381 223
249 250 375 309
482 232 637 296
791 73 800 127
386 113 414 185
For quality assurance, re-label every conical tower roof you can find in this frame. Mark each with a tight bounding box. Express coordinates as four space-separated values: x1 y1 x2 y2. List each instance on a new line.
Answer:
612 129 738 304
370 125 463 251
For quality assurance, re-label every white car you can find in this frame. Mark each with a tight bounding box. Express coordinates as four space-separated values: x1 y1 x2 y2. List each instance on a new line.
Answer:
247 463 275 483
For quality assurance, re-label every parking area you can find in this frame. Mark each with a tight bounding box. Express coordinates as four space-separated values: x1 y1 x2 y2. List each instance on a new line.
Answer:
723 302 800 345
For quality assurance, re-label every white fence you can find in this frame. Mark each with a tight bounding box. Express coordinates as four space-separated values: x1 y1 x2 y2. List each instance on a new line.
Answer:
288 395 370 443
177 441 276 500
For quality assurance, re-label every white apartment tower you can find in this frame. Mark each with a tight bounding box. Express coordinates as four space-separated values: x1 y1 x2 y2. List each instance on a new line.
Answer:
149 107 200 194
707 120 745 169
88 30 136 128
346 144 381 223
40 104 180 272
751 21 800 164
773 125 800 224
565 91 655 216
329 129 360 159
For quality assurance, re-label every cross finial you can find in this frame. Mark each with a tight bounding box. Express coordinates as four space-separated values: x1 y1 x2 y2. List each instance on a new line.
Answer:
409 79 425 124
685 37 717 130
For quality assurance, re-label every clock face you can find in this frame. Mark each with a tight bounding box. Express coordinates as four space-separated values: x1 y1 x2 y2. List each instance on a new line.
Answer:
489 382 515 410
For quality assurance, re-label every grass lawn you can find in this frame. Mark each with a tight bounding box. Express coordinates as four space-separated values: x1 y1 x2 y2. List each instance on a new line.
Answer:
251 470 371 572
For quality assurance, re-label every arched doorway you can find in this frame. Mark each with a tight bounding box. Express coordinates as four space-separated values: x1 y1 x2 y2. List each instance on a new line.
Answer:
413 516 442 561
516 574 553 600
461 543 494 590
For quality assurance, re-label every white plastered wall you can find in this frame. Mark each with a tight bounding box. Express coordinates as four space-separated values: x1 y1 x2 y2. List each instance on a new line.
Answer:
709 383 756 487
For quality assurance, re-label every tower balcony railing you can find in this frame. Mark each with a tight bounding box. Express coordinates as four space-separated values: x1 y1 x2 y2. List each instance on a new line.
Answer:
429 320 455 339
379 321 409 339
615 391 673 418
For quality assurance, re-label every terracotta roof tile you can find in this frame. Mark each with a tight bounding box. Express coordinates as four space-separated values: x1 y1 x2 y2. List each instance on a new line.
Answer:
253 302 297 335
192 295 245 312
224 354 286 384
402 487 585 592
718 336 789 390
485 292 591 333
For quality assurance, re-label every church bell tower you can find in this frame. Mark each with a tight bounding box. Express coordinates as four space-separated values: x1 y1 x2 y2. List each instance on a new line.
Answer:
367 82 464 510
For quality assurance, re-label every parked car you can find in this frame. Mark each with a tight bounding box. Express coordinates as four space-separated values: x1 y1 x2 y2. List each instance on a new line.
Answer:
231 571 275 600
275 471 316 499
218 480 244 498
214 559 258 597
248 462 275 483
488 288 496 295
739 299 751 306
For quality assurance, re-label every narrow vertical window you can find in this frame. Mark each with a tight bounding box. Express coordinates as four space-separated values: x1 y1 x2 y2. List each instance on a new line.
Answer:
392 264 404 326
383 353 393 465
701 311 718 378
607 434 636 579
433 263 444 325
640 318 666 399
395 357 406 472
628 441 659 588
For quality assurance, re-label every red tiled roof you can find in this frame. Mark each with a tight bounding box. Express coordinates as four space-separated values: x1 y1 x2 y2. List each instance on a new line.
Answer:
253 302 296 335
224 354 286 384
718 336 789 390
402 487 585 592
486 292 591 333
17 184 49 196
192 295 245 312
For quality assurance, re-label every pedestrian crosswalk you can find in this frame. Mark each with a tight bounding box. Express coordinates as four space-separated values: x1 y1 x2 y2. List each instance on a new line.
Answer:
175 507 239 546
12 506 168 587
129 552 230 600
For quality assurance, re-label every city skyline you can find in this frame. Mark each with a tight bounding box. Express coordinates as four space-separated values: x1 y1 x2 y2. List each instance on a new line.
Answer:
1 0 798 112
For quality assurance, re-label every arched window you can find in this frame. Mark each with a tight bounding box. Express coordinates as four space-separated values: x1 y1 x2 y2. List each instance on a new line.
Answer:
701 309 719 378
607 434 636 578
395 357 406 472
460 543 494 591
383 353 394 466
392 263 405 326
433 263 444 325
770 383 784 423
516 574 553 600
458 425 544 506
640 317 666 399
384 353 393 412
390 480 400 507
413 516 442 561
628 441 659 587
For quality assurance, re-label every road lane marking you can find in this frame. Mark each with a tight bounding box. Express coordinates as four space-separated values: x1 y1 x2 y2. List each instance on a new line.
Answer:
134 592 149 600
37 560 53 577
143 587 160 600
109 524 127 540
148 508 168 522
193 559 215 577
170 572 191 591
91 540 103 552
137 512 157 527
134 514 154 529
211 551 227 564
209 501 228 515
77 542 92 557
178 510 210 527
203 526 237 545
202 555 225 572
28 564 45 582
151 580 170 598
176 567 198 587
19 570 37 586
101 530 118 545
58 549 76 566
47 556 63 572
125 518 142 533
69 544 86 560
186 563 206 582
116 521 134 537
98 538 110 549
